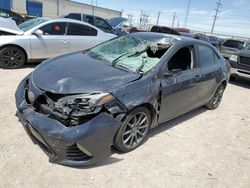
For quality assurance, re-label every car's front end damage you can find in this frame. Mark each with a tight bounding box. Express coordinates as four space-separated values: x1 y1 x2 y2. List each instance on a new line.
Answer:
15 74 127 166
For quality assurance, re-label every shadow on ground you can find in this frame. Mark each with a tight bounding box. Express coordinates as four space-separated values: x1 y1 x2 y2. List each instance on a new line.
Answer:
149 107 207 137
229 78 250 89
22 62 40 69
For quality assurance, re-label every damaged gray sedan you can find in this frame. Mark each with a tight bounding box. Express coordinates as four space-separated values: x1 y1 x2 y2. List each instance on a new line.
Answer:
16 32 230 166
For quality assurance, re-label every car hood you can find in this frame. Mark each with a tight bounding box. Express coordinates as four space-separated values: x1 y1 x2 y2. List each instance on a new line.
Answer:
107 17 127 28
236 50 250 57
32 52 141 94
0 17 24 35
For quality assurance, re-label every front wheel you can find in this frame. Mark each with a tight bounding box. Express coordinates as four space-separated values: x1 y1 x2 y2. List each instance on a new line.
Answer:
114 107 152 153
0 47 26 69
205 84 225 110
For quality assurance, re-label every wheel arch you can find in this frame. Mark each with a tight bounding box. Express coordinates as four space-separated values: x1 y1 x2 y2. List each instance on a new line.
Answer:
121 103 157 128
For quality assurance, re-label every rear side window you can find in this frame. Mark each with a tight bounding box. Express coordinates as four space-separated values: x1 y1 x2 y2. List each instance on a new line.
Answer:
223 40 244 50
40 22 67 35
67 23 97 36
197 45 219 67
66 13 81 21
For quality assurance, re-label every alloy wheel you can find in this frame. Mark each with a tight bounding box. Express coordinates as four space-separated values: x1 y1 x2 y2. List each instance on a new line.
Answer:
122 112 149 149
0 47 25 69
212 85 225 109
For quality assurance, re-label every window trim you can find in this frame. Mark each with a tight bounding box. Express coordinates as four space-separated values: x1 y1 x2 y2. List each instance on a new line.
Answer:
165 44 198 73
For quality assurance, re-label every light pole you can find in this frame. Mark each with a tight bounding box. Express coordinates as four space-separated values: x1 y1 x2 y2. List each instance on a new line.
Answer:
183 0 191 27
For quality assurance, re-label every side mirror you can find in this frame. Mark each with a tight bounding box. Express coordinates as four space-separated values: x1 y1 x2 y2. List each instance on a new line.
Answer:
33 29 43 37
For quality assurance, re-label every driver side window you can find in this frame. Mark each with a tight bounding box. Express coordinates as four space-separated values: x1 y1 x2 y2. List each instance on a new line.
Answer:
167 45 195 72
39 22 67 35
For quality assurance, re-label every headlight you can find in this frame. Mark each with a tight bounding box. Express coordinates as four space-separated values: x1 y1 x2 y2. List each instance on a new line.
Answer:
229 55 238 62
54 93 114 116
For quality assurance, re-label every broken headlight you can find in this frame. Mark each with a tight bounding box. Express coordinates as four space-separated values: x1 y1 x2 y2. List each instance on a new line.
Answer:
54 93 114 117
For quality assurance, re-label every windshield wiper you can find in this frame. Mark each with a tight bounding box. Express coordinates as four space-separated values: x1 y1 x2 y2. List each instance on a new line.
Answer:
136 57 148 74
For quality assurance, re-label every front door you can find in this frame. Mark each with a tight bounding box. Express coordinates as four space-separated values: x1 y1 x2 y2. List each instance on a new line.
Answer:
30 22 70 60
159 45 202 123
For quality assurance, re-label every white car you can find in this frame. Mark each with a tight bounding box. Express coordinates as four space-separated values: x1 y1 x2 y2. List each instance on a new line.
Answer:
0 17 116 68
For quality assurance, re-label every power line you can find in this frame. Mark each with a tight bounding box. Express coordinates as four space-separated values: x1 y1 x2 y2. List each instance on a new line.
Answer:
183 0 191 27
211 0 222 33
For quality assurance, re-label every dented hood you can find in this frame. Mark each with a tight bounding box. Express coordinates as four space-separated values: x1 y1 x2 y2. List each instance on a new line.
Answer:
32 52 141 94
0 17 24 35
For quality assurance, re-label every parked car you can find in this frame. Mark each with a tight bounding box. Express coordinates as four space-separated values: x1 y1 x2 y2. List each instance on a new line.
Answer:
0 8 25 24
0 17 116 69
64 13 127 36
220 39 245 59
151 25 180 35
229 42 250 80
16 32 230 166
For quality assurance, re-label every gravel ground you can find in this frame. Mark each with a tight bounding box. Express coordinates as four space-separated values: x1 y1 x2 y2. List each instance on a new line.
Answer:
0 64 250 188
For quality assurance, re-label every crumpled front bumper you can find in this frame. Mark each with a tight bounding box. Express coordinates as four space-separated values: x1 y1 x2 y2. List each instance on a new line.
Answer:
15 78 122 167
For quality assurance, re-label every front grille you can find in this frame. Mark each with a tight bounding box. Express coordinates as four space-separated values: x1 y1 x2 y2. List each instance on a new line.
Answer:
66 144 92 161
239 57 250 67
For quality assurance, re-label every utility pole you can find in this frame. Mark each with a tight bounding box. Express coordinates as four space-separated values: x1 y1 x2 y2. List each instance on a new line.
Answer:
156 11 161 25
91 0 97 15
57 0 59 16
211 0 222 33
177 19 180 28
172 12 176 28
183 0 191 27
128 14 133 26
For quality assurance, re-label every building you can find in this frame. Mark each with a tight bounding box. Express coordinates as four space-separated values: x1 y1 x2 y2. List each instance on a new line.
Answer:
0 0 122 19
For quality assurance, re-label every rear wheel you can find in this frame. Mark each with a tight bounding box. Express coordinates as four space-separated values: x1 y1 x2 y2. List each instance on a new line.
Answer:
114 107 151 152
0 47 26 69
205 84 225 110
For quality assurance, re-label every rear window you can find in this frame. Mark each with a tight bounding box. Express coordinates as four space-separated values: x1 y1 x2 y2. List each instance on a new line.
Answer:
66 13 81 21
223 40 244 49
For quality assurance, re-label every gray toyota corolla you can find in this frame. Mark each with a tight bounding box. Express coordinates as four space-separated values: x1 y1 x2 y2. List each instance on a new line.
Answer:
16 32 230 166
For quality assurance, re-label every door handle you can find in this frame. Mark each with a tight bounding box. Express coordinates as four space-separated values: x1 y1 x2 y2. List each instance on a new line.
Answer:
61 40 69 44
193 75 202 81
90 40 96 45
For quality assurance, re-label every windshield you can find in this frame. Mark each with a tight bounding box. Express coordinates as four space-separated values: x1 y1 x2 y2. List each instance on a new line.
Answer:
18 18 47 31
88 36 172 73
223 39 244 50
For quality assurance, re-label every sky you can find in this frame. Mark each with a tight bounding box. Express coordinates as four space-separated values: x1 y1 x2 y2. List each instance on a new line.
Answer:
72 0 250 38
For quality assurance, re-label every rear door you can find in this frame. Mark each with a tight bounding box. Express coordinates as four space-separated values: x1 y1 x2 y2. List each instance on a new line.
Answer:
159 44 202 123
66 23 99 52
196 44 223 103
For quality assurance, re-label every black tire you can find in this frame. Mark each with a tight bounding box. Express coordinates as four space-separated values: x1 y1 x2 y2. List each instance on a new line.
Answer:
114 107 152 153
230 76 236 81
205 84 225 110
0 47 26 69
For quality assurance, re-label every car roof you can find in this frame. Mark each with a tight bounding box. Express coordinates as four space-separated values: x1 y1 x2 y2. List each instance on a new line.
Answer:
130 32 205 44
